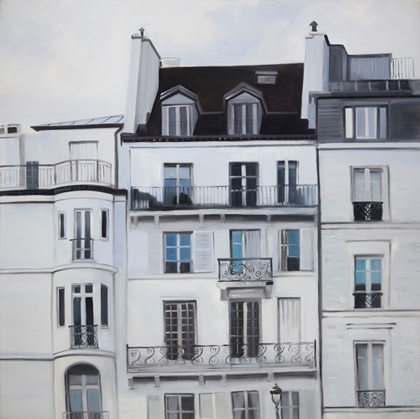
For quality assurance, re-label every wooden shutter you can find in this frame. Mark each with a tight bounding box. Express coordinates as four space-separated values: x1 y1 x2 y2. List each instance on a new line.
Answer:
200 393 229 419
300 228 313 271
193 231 213 273
278 230 287 271
148 231 163 274
148 395 164 419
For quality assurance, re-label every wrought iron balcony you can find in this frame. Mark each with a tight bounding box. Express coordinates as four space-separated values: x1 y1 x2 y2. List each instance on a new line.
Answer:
71 238 94 261
63 412 109 419
0 159 112 190
357 390 386 408
354 292 382 309
353 202 383 221
131 185 317 210
218 258 273 281
127 341 316 373
69 325 98 349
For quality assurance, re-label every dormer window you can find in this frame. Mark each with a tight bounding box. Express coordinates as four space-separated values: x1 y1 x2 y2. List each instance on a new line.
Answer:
226 88 263 136
161 86 200 137
163 105 191 136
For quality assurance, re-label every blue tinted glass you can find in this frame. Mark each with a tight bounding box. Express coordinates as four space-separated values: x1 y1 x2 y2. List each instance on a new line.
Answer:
166 234 177 247
355 258 366 271
180 234 190 246
288 230 300 245
87 389 101 411
166 247 177 261
355 271 366 285
180 247 191 261
371 272 382 285
231 231 243 258
69 389 83 411
288 243 300 257
232 231 242 245
371 259 381 271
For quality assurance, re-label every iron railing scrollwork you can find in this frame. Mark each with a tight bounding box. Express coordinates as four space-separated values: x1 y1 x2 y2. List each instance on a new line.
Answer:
218 258 273 281
353 292 382 309
353 202 383 221
357 390 386 408
127 341 315 372
69 325 98 349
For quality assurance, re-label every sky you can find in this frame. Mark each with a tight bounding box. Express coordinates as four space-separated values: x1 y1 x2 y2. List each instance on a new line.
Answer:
0 0 419 126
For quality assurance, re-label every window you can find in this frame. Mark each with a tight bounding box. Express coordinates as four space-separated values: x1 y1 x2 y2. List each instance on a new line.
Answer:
277 161 298 204
66 364 102 415
100 210 108 239
165 233 192 273
165 395 195 419
230 301 260 358
71 284 97 348
199 393 229 419
233 103 258 134
352 168 383 221
279 229 313 271
57 287 65 327
354 257 382 308
231 391 260 419
281 392 299 419
229 163 258 207
230 230 261 259
345 107 387 140
163 105 191 136
279 230 300 271
26 161 39 189
59 212 66 239
355 343 385 407
100 284 108 326
164 301 196 360
278 298 301 343
74 210 93 260
164 164 192 206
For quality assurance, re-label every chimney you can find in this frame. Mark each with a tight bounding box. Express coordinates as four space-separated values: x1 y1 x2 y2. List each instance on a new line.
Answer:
124 28 161 134
301 22 330 127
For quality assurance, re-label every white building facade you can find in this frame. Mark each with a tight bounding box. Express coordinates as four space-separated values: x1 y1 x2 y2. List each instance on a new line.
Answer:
303 29 420 419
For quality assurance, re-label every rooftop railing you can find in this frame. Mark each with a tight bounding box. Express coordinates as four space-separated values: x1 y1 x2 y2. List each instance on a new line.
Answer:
127 341 316 373
391 57 415 79
218 258 273 281
131 185 317 210
0 159 112 189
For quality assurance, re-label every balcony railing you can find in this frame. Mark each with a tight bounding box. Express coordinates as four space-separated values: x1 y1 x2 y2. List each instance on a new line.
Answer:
71 238 94 261
354 292 382 309
357 390 386 408
131 185 317 210
0 159 112 190
330 79 413 92
353 202 383 221
391 57 415 79
218 258 273 281
69 325 98 349
127 341 316 373
63 412 109 419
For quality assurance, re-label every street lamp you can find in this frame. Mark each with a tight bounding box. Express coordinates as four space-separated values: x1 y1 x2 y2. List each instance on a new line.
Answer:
270 383 283 419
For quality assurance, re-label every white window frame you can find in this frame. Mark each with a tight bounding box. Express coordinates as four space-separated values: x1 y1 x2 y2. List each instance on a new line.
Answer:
280 391 299 419
232 103 258 135
354 256 383 308
162 105 192 136
352 168 382 202
231 390 260 419
71 283 95 326
345 106 387 140
164 232 193 274
165 394 195 419
74 208 93 260
354 342 385 392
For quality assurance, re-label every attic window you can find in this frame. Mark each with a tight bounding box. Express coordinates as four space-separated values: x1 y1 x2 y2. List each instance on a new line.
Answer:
227 92 262 135
255 71 277 85
7 126 18 134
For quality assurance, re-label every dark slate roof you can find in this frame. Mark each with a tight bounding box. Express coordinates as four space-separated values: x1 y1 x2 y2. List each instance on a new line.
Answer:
32 115 124 131
134 63 313 138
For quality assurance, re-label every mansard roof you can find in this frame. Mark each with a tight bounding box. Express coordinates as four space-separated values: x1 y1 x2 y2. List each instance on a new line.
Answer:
137 63 313 138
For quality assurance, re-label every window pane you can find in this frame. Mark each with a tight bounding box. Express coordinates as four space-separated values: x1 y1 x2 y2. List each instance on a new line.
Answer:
73 285 81 293
372 345 384 389
85 284 93 293
169 108 177 136
86 297 94 325
166 396 179 411
58 288 65 326
166 234 177 247
69 389 83 411
180 234 191 246
87 389 101 411
59 213 65 238
73 297 81 325
180 247 190 262
379 107 387 139
366 107 377 138
164 166 177 179
181 395 194 411
356 344 369 390
180 107 188 135
179 166 191 180
345 108 353 138
166 247 177 261
232 392 245 409
355 108 366 138
370 171 382 201
248 392 260 408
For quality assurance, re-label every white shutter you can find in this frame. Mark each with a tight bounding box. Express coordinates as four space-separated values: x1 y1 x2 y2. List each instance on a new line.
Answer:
300 228 313 271
243 230 260 258
278 298 301 343
193 231 213 273
200 393 229 419
199 394 214 419
148 231 163 274
148 395 164 419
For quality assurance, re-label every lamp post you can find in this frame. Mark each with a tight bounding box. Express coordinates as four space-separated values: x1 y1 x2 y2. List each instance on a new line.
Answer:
270 383 283 419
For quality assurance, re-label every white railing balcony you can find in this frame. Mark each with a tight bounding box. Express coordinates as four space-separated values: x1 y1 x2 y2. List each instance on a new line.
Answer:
391 57 415 79
131 185 317 210
0 159 113 190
